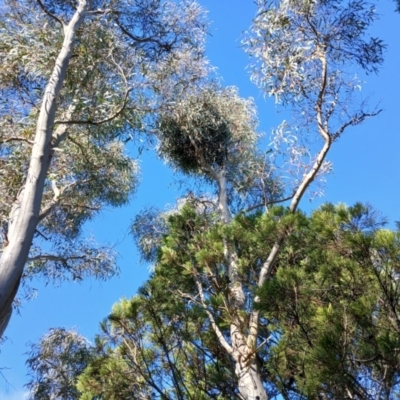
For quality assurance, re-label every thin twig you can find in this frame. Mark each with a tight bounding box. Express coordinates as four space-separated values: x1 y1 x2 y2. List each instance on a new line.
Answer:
27 254 87 263
241 193 295 214
1 137 34 145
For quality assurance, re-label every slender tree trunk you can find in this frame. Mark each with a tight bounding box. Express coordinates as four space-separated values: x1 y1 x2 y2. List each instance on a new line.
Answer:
216 170 269 400
0 1 89 338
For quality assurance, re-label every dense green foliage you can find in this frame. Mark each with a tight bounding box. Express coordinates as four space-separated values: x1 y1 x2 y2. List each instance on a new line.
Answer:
20 0 393 398
259 204 400 398
63 203 400 399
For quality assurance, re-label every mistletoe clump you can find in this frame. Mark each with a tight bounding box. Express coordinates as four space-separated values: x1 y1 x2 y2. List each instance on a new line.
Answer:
157 85 258 175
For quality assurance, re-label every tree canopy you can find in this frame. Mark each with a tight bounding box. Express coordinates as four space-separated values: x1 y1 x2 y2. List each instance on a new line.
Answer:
0 0 208 337
27 202 400 399
0 0 395 398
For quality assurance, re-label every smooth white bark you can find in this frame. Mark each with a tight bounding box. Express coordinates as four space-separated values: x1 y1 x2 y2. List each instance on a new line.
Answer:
231 322 268 400
0 1 89 338
237 361 268 400
215 169 269 400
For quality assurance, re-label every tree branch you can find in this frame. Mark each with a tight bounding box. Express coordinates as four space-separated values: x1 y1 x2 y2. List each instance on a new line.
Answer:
241 193 295 214
51 104 74 147
86 9 114 16
36 0 64 27
315 52 331 142
332 109 382 141
38 181 67 223
27 254 87 263
248 52 334 348
38 178 97 223
0 137 34 145
54 89 131 126
115 17 172 50
194 276 234 357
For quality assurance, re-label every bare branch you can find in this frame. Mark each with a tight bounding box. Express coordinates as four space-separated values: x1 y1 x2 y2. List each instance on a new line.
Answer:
27 254 87 263
54 89 132 126
194 276 234 357
315 53 331 142
249 53 336 350
332 110 382 141
241 193 295 214
36 0 64 27
0 137 34 146
86 9 115 16
256 48 336 291
115 17 171 50
34 229 48 241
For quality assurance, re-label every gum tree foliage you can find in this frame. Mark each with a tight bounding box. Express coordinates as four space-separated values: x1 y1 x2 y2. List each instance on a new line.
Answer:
25 328 93 400
156 85 282 212
25 0 386 398
0 0 207 337
244 0 384 197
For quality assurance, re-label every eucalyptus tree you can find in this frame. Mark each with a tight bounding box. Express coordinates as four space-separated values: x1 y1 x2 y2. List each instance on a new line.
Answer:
154 85 281 399
25 328 93 400
238 0 383 396
0 0 207 338
152 0 384 397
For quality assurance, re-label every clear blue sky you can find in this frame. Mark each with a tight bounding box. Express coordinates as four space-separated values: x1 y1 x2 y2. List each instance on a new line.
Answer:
1 1 399 397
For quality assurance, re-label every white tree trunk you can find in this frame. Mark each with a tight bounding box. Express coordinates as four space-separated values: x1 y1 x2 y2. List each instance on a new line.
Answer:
0 1 89 338
216 170 268 399
231 323 268 400
237 361 268 400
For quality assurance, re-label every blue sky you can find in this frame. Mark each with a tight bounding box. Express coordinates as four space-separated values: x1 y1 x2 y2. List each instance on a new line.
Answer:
1 0 399 396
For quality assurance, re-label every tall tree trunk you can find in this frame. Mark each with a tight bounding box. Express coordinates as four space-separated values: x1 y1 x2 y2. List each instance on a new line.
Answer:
0 1 89 338
216 170 269 400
